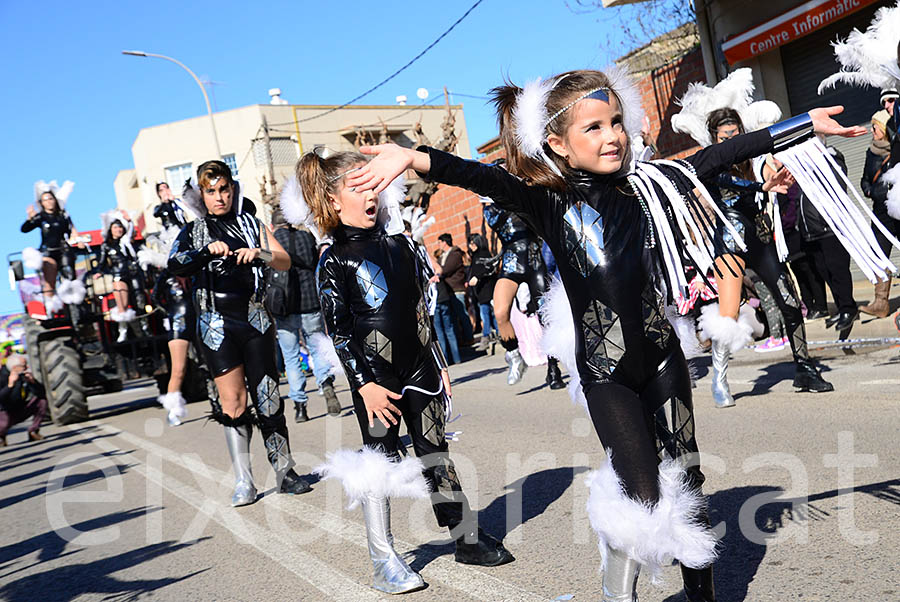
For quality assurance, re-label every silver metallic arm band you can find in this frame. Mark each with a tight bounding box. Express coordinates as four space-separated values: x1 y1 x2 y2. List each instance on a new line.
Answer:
431 341 449 371
768 113 814 154
258 249 274 264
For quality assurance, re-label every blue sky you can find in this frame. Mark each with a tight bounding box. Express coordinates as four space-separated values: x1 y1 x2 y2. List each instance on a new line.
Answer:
0 0 672 314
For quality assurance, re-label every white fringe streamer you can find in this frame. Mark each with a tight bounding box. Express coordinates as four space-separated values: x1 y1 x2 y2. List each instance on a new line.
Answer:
775 138 899 283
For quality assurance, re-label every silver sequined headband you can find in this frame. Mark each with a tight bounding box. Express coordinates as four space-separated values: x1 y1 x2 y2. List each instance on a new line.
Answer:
328 166 362 183
546 87 611 124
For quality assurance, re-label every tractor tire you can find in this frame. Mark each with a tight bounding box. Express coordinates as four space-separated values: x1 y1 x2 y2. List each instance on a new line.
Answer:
39 337 88 425
23 318 42 379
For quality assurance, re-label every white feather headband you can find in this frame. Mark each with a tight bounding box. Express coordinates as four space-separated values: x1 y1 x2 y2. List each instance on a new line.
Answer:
280 171 408 240
511 66 645 173
671 67 782 148
33 180 74 210
819 1 900 94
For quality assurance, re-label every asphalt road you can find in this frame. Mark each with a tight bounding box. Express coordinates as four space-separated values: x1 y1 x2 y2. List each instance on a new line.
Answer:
1 325 898 601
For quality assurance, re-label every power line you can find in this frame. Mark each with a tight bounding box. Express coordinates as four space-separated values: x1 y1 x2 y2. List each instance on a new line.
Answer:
448 91 491 100
266 93 445 134
293 0 485 125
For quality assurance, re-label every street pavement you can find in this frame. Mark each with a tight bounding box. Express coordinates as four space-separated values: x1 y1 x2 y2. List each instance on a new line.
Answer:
1 312 898 601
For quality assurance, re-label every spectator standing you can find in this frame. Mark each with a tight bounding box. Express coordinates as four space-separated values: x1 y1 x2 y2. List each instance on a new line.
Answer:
267 216 342 422
466 233 498 348
781 183 829 320
436 233 475 345
0 355 48 446
433 249 461 364
798 139 858 333
860 108 897 318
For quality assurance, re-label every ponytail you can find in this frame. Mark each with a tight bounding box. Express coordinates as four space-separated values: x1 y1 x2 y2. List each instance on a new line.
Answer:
295 150 369 235
491 82 567 191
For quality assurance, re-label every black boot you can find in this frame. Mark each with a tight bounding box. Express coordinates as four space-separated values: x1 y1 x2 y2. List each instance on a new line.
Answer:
833 308 858 333
321 377 341 416
279 468 312 494
294 402 308 423
545 357 565 390
454 527 515 567
793 359 834 393
681 564 716 602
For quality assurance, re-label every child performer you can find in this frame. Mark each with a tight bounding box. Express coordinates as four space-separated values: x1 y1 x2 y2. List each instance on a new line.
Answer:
283 149 513 595
344 68 868 601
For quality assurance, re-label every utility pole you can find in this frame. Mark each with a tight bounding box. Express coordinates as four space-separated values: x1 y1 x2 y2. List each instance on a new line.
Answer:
260 115 278 209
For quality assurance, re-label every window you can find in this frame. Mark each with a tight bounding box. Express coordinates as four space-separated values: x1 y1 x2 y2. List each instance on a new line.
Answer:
165 162 193 193
223 153 239 177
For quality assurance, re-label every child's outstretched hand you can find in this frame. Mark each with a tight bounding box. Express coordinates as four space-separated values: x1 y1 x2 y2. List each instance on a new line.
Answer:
358 381 403 429
347 144 430 194
809 106 867 138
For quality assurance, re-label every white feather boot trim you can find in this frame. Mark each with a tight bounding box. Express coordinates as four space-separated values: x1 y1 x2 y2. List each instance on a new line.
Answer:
22 247 44 271
57 279 86 305
109 307 136 323
586 457 718 583
697 303 753 354
314 446 430 509
665 306 704 360
159 392 188 418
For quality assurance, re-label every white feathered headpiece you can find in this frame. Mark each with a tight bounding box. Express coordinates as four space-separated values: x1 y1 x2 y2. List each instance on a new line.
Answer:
511 65 646 172
818 1 900 94
33 180 74 210
671 68 782 148
181 178 246 218
280 169 408 241
100 209 135 247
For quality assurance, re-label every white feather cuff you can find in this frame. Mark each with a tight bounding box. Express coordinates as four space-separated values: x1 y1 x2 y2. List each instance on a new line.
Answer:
586 456 718 582
697 303 753 353
314 447 430 509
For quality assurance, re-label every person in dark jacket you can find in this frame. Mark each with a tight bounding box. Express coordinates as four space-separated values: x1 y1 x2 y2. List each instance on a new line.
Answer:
780 184 829 319
436 233 475 345
466 233 498 347
859 109 897 318
268 216 341 422
798 139 857 333
433 249 461 364
0 356 47 446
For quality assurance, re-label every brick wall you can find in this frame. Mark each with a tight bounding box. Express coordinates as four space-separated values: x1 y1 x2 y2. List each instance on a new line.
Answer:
639 46 705 159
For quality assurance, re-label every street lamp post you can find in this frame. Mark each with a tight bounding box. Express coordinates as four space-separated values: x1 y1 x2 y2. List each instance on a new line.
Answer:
122 50 222 158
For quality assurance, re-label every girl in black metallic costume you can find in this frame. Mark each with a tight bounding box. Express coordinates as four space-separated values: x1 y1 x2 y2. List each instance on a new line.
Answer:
699 108 832 408
93 213 149 342
481 201 564 389
167 160 311 506
151 268 194 426
21 181 86 314
153 182 188 230
292 150 513 595
347 68 864 601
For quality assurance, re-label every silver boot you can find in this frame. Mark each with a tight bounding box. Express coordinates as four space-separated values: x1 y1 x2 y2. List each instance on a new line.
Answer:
602 546 641 602
360 493 425 594
710 340 736 408
224 425 257 507
505 349 527 385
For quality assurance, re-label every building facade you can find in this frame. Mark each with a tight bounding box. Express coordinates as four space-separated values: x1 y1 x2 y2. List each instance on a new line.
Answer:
116 101 472 232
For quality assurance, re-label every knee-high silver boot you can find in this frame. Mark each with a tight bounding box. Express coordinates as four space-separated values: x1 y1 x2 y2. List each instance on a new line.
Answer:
224 425 257 507
710 340 735 408
360 493 425 594
602 546 641 602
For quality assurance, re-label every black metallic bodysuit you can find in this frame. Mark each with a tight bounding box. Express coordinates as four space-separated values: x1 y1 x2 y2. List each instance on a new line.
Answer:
153 201 187 230
95 239 148 309
152 270 195 341
317 224 472 533
709 166 810 367
482 204 549 314
21 211 76 278
168 207 294 475
419 130 778 504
